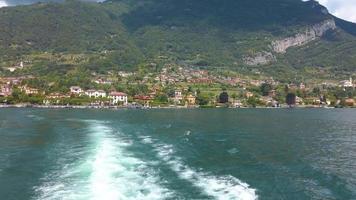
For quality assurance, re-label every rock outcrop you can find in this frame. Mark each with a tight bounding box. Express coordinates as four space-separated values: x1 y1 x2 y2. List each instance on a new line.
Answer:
271 19 336 53
243 19 337 66
243 51 276 66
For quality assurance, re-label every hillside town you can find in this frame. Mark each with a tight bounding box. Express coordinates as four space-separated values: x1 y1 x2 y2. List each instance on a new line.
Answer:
0 65 355 108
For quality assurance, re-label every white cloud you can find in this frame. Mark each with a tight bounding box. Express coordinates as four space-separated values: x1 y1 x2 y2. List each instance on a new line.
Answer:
315 0 356 23
0 1 8 7
0 0 102 7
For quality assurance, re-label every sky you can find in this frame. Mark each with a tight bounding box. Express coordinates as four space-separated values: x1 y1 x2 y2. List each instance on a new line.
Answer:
0 0 355 23
317 0 356 22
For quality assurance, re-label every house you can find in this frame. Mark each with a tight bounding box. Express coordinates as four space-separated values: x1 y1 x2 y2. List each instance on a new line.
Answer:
232 100 242 108
173 90 183 104
21 85 39 95
118 71 134 78
245 92 254 98
296 96 304 105
26 88 39 95
134 95 153 107
5 67 17 72
304 97 321 105
148 91 157 99
345 98 355 106
109 92 128 105
0 84 12 97
44 93 70 105
260 96 274 106
288 83 298 90
185 94 196 105
70 86 83 95
94 79 112 85
299 83 306 90
85 90 107 98
3 77 21 85
340 77 354 88
96 90 107 98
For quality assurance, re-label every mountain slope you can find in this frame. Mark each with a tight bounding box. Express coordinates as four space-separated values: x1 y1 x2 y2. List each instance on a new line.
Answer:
0 0 355 78
334 17 356 36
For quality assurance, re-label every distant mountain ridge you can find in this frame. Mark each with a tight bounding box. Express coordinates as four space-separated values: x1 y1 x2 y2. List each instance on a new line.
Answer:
0 0 355 79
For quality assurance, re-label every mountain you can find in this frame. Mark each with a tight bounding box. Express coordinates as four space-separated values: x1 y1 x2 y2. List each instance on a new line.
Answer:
0 0 355 79
334 17 356 36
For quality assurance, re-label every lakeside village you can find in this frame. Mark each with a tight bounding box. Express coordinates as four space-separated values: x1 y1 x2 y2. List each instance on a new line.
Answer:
0 64 355 109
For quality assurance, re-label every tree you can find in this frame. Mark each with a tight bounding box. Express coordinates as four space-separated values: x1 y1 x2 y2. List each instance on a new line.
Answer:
155 94 168 103
312 87 321 96
219 91 229 104
286 93 296 107
196 94 209 106
247 97 259 107
231 93 237 100
188 86 193 93
284 85 289 93
260 83 272 96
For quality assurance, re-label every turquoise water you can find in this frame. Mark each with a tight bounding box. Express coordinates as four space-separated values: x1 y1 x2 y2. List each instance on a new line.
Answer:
0 108 355 200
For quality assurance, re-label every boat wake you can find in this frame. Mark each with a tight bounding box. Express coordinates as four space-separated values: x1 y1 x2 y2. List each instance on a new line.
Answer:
33 121 257 200
34 121 171 200
139 136 258 200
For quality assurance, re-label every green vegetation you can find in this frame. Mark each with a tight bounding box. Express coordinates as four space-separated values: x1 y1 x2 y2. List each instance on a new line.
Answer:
260 83 273 96
0 0 354 81
4 88 43 104
286 93 296 106
0 0 355 109
219 91 229 104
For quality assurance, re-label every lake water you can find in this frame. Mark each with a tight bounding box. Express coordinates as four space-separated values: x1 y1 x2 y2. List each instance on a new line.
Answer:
0 108 355 200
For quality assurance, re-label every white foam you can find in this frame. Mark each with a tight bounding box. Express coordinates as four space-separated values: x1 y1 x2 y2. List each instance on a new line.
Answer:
34 121 171 200
27 114 44 121
148 139 258 200
139 135 154 144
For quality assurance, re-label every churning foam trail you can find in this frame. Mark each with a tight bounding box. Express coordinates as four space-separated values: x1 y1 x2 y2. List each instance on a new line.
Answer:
140 135 258 200
34 121 170 200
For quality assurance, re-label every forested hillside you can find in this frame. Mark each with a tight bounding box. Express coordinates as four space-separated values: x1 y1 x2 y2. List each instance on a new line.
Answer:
0 0 355 79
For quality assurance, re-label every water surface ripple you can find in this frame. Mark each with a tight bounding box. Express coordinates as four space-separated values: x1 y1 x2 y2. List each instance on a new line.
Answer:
0 108 355 200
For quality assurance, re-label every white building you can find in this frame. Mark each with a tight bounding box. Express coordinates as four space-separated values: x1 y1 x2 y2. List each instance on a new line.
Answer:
109 92 128 105
232 100 242 108
94 79 112 85
174 90 183 104
85 89 107 98
0 84 12 97
70 86 83 95
21 86 39 95
118 71 134 78
340 77 354 88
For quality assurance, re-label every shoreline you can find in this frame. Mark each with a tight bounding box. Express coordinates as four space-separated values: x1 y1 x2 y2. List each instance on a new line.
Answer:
0 104 354 109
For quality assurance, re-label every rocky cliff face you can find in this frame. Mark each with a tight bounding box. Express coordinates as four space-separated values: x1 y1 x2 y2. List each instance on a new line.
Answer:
242 51 276 66
243 19 337 66
271 19 336 53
